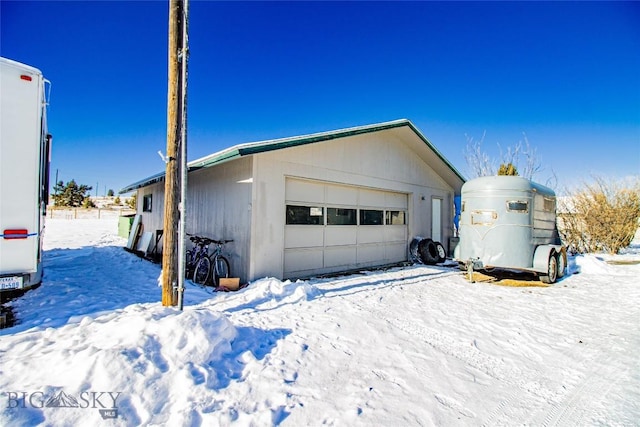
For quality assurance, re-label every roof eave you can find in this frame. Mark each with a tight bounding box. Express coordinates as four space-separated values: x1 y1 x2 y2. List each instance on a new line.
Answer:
404 121 466 187
119 119 466 194
119 172 165 194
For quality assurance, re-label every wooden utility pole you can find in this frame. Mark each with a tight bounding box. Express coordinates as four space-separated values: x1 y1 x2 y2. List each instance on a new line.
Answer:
162 0 187 306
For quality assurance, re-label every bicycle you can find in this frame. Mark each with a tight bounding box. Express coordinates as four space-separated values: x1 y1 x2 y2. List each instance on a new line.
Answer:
185 234 233 286
185 234 214 285
208 239 233 286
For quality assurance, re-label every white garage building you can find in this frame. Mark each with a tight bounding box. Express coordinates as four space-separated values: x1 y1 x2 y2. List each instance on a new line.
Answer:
121 119 465 283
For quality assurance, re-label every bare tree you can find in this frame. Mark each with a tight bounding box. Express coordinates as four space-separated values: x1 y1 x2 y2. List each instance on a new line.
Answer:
518 133 542 180
464 131 542 180
463 131 495 178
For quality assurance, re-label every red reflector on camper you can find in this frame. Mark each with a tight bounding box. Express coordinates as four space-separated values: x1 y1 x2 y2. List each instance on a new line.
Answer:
20 74 33 81
3 229 29 239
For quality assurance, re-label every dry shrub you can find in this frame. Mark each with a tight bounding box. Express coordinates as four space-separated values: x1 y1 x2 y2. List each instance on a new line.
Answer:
558 177 640 254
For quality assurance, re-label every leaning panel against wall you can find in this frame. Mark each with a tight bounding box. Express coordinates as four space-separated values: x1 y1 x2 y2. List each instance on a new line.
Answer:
132 182 165 255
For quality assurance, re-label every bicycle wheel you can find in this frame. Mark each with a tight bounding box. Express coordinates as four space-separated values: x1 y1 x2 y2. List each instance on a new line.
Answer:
185 250 195 278
212 255 230 286
193 257 211 285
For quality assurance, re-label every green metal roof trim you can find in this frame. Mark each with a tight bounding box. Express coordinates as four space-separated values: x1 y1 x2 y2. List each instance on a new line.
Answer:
120 119 466 194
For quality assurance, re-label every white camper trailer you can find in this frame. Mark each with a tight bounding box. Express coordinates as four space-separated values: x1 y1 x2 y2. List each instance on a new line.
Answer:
0 57 51 292
455 176 567 283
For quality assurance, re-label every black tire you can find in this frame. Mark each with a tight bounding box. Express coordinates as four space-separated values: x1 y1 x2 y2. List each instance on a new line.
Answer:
556 250 567 278
418 238 439 264
193 257 211 285
409 237 422 263
212 255 230 286
540 251 558 284
434 241 446 263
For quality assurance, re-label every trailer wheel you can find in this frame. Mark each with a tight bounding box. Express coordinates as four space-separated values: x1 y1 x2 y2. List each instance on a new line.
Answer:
556 250 567 278
540 251 558 284
434 241 446 263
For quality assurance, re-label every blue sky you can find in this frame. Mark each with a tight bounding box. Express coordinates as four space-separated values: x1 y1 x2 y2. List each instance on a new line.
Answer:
2 1 639 195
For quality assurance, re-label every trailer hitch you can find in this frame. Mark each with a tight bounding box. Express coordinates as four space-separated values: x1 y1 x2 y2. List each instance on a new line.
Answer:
464 258 483 283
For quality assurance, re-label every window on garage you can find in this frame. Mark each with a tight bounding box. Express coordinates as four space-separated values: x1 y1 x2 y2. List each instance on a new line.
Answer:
360 209 384 225
386 210 406 225
286 205 324 225
327 207 356 225
143 194 153 212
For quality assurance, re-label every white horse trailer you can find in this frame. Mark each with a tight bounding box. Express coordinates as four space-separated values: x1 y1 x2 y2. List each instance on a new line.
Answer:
0 57 51 292
454 176 567 283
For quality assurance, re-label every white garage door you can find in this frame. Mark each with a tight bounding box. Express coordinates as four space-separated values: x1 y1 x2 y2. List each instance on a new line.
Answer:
284 178 408 278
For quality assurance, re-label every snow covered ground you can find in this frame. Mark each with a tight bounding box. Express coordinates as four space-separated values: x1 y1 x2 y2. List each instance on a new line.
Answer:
1 217 638 426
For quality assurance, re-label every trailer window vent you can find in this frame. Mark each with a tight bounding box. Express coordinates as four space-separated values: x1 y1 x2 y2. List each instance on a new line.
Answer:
507 201 529 213
543 197 555 212
471 210 497 225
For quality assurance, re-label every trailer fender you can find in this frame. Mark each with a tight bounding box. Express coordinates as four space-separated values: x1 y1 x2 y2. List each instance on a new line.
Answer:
532 245 564 273
533 245 555 273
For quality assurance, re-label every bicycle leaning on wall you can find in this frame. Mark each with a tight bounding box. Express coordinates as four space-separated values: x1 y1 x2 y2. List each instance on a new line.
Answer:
185 234 233 286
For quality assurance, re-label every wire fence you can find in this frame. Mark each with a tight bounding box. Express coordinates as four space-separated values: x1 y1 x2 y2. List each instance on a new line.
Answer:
47 207 136 220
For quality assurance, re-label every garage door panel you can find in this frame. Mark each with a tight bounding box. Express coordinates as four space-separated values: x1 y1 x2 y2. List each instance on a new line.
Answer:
386 242 407 262
326 185 357 205
324 246 356 268
284 248 323 273
325 226 357 246
386 192 408 209
358 244 385 264
358 227 385 244
284 178 408 277
286 179 325 203
359 188 386 207
285 226 324 248
385 225 407 242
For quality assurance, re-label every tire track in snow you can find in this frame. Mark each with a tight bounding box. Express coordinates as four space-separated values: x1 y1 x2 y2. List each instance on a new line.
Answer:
540 356 620 427
534 311 640 427
317 268 461 299
351 276 549 391
348 280 557 426
375 309 546 426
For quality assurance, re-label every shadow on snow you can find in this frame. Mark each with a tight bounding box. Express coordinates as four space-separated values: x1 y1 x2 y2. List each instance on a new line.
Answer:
1 246 213 335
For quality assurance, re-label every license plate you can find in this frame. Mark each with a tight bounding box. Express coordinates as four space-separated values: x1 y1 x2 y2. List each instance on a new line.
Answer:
0 276 23 290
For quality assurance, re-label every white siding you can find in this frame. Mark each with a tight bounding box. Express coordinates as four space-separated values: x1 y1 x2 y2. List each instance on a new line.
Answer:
187 157 252 283
136 157 253 284
249 128 455 280
137 182 165 239
137 125 457 282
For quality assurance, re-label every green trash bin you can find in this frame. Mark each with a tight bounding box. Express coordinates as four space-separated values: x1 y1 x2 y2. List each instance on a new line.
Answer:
118 215 135 239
